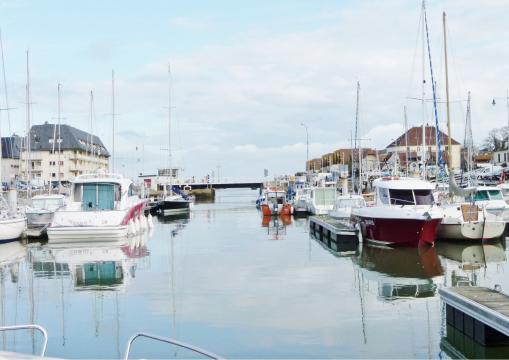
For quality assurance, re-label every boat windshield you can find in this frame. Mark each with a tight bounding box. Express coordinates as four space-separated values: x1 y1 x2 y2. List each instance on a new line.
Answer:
473 190 503 201
32 198 64 211
337 198 365 208
73 183 121 211
388 189 434 206
488 190 504 201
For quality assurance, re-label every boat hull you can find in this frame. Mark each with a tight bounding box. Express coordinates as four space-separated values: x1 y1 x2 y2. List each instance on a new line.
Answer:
353 216 442 247
0 217 26 243
47 225 129 243
26 211 54 227
437 221 505 241
159 200 191 214
261 204 292 216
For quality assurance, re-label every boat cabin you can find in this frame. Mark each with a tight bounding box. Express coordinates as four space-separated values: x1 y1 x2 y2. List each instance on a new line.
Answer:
374 177 435 206
31 194 66 211
70 174 135 211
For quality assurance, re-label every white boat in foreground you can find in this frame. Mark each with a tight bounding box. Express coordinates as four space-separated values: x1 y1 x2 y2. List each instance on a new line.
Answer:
47 173 147 242
329 194 366 220
0 196 26 243
26 194 66 227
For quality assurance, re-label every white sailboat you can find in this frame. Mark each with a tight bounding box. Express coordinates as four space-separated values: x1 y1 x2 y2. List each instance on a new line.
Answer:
158 65 192 215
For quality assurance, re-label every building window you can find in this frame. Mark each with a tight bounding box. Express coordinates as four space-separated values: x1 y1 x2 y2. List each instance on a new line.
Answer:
59 161 64 166
498 154 501 163
51 173 56 178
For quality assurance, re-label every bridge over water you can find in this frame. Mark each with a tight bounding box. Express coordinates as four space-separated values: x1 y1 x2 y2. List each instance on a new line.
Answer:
173 182 263 190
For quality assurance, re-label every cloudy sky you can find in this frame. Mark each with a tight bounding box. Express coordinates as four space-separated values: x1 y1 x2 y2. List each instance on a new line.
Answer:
0 0 508 181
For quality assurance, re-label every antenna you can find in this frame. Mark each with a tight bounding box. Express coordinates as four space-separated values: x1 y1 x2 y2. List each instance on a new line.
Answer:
111 69 115 173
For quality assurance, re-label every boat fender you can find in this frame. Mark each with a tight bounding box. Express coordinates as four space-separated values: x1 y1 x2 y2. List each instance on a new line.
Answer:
141 214 148 230
423 211 432 222
134 217 140 234
128 219 135 237
147 213 154 229
356 223 363 243
138 214 145 231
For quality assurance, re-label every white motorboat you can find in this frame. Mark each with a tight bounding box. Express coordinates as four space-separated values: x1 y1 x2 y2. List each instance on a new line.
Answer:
292 187 311 215
47 173 147 242
26 194 66 227
307 187 336 215
329 194 366 220
470 186 509 221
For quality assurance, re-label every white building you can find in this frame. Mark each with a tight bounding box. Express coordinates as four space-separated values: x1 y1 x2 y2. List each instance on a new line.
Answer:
19 122 110 184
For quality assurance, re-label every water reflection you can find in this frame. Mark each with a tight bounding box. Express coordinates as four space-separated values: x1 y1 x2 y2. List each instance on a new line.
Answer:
436 241 506 287
29 234 150 292
261 215 291 240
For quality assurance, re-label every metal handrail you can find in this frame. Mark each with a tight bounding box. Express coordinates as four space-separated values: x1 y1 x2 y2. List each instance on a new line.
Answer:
124 332 222 360
0 324 48 356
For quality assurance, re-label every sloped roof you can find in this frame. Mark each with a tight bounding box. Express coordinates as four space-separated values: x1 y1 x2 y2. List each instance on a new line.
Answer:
30 122 110 157
386 126 460 148
1 135 22 159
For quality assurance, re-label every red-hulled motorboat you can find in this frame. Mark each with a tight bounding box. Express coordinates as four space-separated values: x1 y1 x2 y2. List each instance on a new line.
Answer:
260 188 292 216
351 177 443 247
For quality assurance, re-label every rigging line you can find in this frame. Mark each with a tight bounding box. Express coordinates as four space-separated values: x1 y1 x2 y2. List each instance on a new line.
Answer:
0 29 14 161
424 3 445 173
404 6 424 105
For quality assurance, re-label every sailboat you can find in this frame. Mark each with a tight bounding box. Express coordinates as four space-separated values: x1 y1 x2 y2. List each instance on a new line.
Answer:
0 45 26 242
158 65 192 215
436 13 505 241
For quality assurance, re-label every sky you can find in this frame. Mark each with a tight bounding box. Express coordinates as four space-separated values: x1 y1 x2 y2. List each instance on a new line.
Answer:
0 0 508 181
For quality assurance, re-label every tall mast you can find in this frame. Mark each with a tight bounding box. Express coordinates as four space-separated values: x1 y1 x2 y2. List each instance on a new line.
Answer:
355 81 361 194
0 29 13 166
443 12 452 172
89 91 93 157
26 49 31 196
167 64 172 174
111 69 115 173
404 105 409 175
464 91 472 175
421 0 426 179
56 84 62 188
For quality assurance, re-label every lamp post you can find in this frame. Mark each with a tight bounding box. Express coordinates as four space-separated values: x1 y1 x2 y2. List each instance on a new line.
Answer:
300 123 309 171
491 89 509 130
492 89 509 164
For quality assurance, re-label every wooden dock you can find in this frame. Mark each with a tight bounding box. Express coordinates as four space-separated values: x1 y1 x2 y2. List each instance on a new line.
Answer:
440 286 509 346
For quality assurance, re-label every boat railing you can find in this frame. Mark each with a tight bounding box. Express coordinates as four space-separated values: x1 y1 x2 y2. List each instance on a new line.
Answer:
75 172 124 181
0 324 48 356
124 332 222 360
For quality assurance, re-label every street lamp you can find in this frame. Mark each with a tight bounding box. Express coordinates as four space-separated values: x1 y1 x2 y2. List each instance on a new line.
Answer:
491 89 509 130
300 123 309 171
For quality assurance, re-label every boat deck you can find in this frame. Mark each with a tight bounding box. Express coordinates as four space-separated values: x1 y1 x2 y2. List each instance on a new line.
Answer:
309 215 358 239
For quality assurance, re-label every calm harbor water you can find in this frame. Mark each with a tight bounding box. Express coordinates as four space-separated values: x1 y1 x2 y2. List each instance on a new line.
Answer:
0 188 509 358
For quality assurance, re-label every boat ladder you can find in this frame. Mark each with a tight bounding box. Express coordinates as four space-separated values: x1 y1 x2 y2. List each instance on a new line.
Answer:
0 324 48 356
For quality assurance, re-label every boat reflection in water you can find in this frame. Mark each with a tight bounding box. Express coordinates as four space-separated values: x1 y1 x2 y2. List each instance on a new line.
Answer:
261 215 291 240
0 241 26 284
352 245 443 301
29 233 151 291
436 240 506 287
